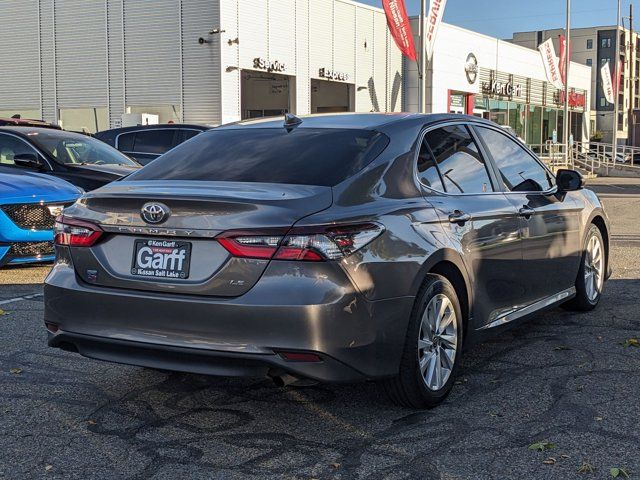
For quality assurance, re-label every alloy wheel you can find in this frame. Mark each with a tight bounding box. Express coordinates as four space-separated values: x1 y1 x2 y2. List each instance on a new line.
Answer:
584 234 604 302
418 294 458 391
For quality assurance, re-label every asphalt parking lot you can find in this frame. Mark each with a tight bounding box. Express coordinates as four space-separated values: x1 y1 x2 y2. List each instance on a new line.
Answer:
1 178 639 480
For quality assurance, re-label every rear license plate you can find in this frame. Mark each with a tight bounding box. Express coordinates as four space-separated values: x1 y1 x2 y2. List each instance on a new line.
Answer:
131 239 191 279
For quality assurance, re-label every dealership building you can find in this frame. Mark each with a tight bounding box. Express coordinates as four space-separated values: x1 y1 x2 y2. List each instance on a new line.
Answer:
406 21 593 145
0 0 404 131
1 0 591 143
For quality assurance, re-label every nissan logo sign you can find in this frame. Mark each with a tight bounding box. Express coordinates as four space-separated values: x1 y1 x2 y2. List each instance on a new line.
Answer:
465 53 478 85
140 202 171 224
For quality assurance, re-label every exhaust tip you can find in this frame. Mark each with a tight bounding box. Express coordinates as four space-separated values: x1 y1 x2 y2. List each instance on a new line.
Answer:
268 370 318 388
270 372 299 387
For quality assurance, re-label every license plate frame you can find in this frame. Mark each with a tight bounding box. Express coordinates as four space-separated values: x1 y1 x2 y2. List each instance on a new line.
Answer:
131 239 192 280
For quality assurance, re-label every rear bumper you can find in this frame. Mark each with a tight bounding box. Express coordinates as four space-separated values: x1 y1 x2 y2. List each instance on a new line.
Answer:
48 331 365 382
44 261 414 382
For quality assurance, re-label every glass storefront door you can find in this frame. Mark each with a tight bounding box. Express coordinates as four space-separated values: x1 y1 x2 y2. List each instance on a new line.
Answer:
526 106 542 146
542 108 557 144
474 95 585 147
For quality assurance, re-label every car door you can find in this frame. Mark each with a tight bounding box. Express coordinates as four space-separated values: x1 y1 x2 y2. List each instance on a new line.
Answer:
473 125 582 305
0 132 51 171
417 123 526 329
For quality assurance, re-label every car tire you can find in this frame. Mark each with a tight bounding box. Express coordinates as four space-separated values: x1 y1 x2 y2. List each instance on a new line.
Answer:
562 224 605 312
383 274 463 409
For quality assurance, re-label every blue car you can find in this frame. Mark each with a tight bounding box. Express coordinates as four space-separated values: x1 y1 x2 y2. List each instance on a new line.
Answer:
0 165 82 266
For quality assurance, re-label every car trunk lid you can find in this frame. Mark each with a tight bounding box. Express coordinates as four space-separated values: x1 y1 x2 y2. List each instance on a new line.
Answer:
63 180 332 296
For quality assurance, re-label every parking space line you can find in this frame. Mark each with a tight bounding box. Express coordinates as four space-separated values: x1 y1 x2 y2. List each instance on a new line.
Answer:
0 293 43 306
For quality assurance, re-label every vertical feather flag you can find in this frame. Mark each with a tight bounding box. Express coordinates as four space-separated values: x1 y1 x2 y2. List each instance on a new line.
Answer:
382 0 417 61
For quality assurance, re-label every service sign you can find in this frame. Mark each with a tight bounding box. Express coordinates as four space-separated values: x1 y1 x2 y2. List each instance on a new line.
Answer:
253 57 286 73
319 68 350 82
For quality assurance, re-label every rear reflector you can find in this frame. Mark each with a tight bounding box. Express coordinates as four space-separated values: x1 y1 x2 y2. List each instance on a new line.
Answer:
54 216 103 247
279 351 323 362
217 223 383 262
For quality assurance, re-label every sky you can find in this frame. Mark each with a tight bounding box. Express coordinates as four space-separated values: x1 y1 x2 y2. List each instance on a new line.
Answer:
359 0 638 39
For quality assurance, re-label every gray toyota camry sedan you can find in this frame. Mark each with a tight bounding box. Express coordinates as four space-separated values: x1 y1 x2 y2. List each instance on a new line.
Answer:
45 113 610 408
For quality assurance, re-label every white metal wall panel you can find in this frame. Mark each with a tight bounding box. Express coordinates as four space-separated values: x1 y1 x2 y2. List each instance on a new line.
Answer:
106 0 125 127
372 12 388 112
123 0 181 106
387 28 403 112
355 8 374 112
0 1 41 112
237 0 268 69
39 0 57 122
268 0 296 71
333 1 356 77
181 0 222 125
308 0 333 78
220 0 240 124
55 0 107 107
294 0 310 114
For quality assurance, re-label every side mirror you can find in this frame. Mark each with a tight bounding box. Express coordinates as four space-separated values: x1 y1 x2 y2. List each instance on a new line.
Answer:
14 152 44 170
556 169 585 192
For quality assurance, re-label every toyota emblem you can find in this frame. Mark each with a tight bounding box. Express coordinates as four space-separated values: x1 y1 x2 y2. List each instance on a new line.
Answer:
140 202 170 224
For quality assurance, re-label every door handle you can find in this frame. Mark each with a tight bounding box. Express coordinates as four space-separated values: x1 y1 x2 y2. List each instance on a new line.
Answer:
448 210 472 224
518 206 535 219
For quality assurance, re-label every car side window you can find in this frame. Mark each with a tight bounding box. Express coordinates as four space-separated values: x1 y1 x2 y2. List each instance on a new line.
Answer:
117 132 136 151
133 130 175 155
182 130 201 142
475 126 554 192
416 137 445 191
423 125 494 194
0 133 39 166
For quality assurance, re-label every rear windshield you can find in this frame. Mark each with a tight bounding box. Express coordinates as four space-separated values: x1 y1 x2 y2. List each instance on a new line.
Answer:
128 128 389 187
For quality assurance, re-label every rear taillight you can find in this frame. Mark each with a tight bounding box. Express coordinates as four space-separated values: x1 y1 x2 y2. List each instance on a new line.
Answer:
217 235 281 259
54 216 103 247
217 223 383 261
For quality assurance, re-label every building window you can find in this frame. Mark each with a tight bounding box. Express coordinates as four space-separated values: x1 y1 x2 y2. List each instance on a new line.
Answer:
601 58 611 67
58 107 109 133
587 39 593 49
586 58 593 67
0 109 41 121
600 97 608 107
602 38 612 48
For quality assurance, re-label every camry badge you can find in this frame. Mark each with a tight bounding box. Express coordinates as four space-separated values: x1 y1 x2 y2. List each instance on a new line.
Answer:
140 202 171 224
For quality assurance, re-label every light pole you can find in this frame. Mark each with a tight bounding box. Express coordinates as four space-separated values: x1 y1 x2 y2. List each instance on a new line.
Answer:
418 0 426 113
613 0 622 157
627 4 634 148
563 0 571 164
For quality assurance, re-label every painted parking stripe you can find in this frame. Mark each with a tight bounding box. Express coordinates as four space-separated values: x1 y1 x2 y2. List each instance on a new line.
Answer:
0 293 43 306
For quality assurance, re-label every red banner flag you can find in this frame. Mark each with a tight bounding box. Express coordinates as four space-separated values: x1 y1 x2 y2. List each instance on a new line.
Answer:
615 58 624 96
558 34 569 85
382 0 417 62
